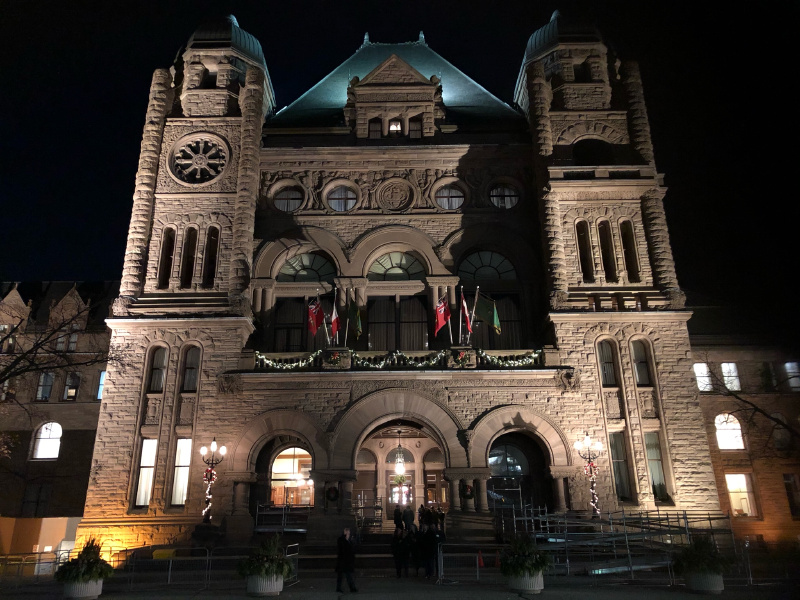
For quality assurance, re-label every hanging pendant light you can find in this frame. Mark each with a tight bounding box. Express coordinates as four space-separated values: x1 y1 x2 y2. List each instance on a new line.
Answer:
394 428 405 475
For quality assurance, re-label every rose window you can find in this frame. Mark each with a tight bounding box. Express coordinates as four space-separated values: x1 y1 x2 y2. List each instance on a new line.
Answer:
169 134 229 185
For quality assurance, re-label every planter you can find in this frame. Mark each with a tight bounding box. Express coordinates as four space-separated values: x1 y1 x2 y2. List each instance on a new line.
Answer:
507 571 544 594
246 574 284 597
684 571 724 594
63 579 103 599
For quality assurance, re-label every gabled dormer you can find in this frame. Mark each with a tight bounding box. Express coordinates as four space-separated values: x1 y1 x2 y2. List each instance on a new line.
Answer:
49 286 89 331
344 53 444 138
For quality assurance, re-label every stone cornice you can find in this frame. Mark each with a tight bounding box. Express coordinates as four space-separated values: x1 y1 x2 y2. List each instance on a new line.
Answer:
240 368 560 383
106 316 255 331
548 311 692 324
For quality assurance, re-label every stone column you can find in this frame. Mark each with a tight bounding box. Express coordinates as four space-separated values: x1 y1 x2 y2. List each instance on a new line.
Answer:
230 67 267 297
641 189 684 307
447 478 460 512
476 477 490 513
313 478 327 512
620 61 655 166
527 61 553 156
119 69 173 301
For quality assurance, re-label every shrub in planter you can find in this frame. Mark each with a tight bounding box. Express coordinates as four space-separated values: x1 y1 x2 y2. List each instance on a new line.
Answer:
238 535 293 597
55 538 114 599
672 536 728 594
500 534 551 594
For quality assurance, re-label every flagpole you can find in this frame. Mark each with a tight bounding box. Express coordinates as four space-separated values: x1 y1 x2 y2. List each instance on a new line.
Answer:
333 287 339 346
318 289 331 346
344 288 350 347
443 287 453 345
459 286 463 345
467 285 479 345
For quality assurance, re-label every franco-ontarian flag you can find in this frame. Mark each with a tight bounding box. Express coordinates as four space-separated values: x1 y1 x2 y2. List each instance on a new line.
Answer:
474 293 501 335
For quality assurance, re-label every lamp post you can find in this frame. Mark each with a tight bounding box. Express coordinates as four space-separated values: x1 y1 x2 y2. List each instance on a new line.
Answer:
573 432 603 518
199 438 226 523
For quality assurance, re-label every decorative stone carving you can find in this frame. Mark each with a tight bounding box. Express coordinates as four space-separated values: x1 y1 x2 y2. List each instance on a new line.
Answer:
144 397 160 425
556 368 581 391
376 178 415 212
322 348 352 370
447 348 476 369
218 373 243 395
604 390 622 419
638 388 658 418
177 397 195 425
168 133 230 186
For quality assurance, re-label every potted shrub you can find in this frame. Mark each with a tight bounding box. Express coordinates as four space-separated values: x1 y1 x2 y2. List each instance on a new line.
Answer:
500 534 551 594
55 538 114 599
672 536 728 594
238 535 293 596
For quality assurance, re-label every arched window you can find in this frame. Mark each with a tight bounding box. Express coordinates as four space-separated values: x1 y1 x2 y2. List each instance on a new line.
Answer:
597 340 618 386
201 226 219 288
386 447 415 464
367 252 426 281
435 185 465 210
147 347 167 393
271 447 313 506
274 187 303 212
619 221 640 283
597 221 617 282
157 228 176 289
32 422 62 459
489 185 520 209
573 139 614 166
576 220 594 283
458 251 516 280
715 413 744 450
631 340 652 386
181 346 201 393
488 444 530 478
179 227 198 289
277 253 336 282
327 186 357 212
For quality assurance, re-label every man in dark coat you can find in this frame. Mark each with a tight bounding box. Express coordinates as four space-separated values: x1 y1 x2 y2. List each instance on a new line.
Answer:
402 504 415 531
393 505 403 530
335 527 358 593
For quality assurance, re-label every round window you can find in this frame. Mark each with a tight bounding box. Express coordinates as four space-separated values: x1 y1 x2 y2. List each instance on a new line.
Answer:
169 134 229 186
274 187 304 213
327 185 357 212
435 184 465 210
489 185 519 209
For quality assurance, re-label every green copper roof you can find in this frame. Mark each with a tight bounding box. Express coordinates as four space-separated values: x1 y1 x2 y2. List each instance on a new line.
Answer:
265 39 525 131
524 11 602 63
187 15 266 67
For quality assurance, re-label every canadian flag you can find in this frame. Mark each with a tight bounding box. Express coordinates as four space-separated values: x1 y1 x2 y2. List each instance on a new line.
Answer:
435 295 451 335
330 302 340 338
461 290 472 333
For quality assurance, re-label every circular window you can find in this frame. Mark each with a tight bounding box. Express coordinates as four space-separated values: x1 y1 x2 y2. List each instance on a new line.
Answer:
327 186 357 212
435 184 465 210
274 187 304 213
489 185 519 209
169 134 229 186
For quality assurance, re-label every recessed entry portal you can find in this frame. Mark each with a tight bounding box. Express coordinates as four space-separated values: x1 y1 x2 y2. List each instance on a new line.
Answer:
355 421 446 525
488 432 553 510
249 436 314 516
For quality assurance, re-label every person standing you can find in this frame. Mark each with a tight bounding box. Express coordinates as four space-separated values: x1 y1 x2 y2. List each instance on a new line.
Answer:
393 505 403 530
335 527 358 593
402 504 415 531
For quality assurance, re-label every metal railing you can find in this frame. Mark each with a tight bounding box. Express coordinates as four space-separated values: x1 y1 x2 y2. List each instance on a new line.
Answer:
256 504 311 532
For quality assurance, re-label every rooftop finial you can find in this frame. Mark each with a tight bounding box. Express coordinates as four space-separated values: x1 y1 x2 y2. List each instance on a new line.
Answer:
363 32 370 46
419 31 426 44
225 14 239 27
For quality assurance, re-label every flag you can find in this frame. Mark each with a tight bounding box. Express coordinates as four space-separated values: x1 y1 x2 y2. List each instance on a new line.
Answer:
435 295 451 335
474 293 501 335
308 298 324 335
461 290 472 334
330 302 340 338
348 300 362 339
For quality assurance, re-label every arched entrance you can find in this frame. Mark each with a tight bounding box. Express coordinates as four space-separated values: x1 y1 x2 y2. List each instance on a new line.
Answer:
488 432 553 510
355 420 447 527
249 436 314 516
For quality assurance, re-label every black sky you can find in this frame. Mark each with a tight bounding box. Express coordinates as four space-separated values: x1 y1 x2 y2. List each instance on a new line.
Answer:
1 1 797 327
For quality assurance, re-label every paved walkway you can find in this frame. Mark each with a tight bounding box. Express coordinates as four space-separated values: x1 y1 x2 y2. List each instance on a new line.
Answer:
1 575 795 599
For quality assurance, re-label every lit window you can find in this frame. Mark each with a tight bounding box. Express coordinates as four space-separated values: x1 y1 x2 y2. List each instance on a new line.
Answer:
489 185 519 209
148 347 167 393
715 413 744 450
33 422 62 459
631 341 651 386
181 347 201 393
785 362 800 391
327 186 357 212
62 373 80 401
721 362 741 391
597 340 618 386
784 474 800 518
36 372 54 401
96 371 106 400
271 447 314 507
693 362 713 392
434 185 465 210
725 473 757 517
135 439 158 507
388 120 401 133
609 432 632 501
645 432 670 502
171 439 192 506
274 187 304 212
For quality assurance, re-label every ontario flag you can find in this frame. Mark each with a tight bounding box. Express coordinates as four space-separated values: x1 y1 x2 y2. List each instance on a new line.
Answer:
330 302 340 338
461 289 472 333
435 295 451 336
308 298 324 336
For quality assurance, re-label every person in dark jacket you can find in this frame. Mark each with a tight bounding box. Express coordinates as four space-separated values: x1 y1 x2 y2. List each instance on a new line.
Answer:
402 504 415 531
393 505 403 530
391 527 410 577
421 523 438 579
335 527 358 593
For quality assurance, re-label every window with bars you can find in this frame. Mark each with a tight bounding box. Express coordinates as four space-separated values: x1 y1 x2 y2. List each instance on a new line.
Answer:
135 439 158 507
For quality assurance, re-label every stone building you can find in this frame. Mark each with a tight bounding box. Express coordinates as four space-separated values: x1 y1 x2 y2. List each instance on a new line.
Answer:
70 11 729 549
0 282 115 555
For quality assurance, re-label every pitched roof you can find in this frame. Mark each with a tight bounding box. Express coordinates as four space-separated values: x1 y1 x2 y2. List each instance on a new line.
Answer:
265 39 525 131
0 281 119 330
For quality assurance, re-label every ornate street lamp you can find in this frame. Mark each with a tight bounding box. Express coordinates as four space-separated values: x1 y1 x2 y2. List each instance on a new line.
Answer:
573 432 603 518
394 429 405 476
199 438 226 523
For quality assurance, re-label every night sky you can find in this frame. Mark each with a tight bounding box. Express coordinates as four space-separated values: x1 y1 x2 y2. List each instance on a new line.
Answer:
2 1 797 335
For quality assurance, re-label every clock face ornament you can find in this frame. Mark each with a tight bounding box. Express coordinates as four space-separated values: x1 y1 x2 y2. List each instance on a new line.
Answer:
169 134 229 186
